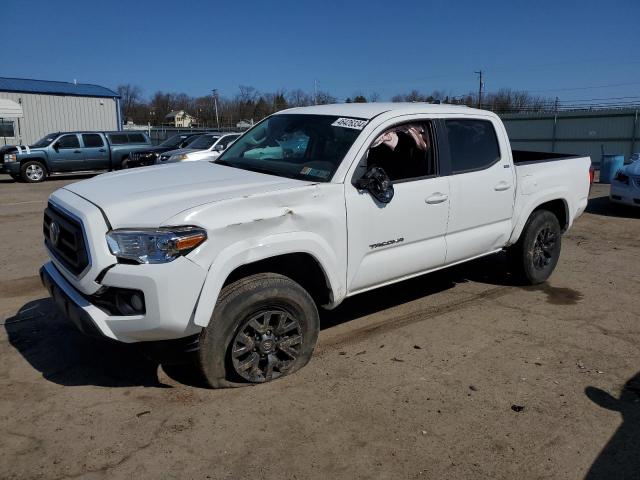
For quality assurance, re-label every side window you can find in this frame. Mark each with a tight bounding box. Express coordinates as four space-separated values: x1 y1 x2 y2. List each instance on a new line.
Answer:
108 134 128 145
127 133 146 143
445 119 500 173
220 135 240 149
0 120 14 137
57 134 80 149
366 122 435 182
82 134 104 148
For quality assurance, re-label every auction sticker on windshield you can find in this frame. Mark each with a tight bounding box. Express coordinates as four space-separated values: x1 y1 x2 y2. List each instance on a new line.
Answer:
331 118 368 130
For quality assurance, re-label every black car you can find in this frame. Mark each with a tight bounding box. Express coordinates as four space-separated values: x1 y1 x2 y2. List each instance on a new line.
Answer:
126 133 204 168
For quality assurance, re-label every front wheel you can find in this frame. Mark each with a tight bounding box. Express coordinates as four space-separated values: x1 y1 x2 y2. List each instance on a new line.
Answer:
197 273 319 388
508 210 562 285
20 161 47 183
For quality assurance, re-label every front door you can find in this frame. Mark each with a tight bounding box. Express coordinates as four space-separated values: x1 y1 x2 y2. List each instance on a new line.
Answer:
49 134 83 171
81 133 109 169
345 120 450 293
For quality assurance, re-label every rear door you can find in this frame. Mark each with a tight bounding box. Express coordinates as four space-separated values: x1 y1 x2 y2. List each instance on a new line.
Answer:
49 134 83 171
81 133 109 170
442 117 516 264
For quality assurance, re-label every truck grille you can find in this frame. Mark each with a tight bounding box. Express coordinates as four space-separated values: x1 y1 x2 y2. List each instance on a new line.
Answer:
43 203 89 275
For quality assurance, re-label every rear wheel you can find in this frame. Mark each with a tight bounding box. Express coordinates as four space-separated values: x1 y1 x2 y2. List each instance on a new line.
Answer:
120 156 130 169
508 210 562 285
20 161 47 183
197 273 319 388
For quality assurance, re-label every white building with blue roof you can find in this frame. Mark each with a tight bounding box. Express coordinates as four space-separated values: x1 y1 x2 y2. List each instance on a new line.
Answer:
0 77 121 145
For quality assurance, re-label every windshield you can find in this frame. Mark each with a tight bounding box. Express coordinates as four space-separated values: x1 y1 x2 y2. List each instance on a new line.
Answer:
31 133 58 148
189 135 220 150
158 134 189 149
214 114 365 181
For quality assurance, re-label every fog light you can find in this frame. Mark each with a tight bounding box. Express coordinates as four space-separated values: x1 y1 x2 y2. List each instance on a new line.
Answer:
115 291 145 315
130 293 144 312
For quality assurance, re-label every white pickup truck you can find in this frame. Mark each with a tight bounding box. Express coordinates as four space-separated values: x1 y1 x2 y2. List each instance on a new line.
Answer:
39 103 591 387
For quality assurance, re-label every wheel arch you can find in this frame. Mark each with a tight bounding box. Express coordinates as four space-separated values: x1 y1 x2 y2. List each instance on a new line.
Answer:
192 238 345 329
509 194 570 245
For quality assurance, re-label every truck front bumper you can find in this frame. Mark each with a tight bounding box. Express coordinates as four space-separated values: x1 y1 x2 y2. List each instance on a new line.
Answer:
0 162 20 175
40 260 206 343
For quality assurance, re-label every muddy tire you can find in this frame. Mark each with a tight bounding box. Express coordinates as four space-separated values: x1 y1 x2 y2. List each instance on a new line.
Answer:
20 160 47 183
197 273 319 388
508 209 562 285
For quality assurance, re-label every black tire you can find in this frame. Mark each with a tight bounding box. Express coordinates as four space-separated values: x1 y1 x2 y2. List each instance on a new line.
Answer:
20 160 47 183
508 210 562 285
197 273 319 388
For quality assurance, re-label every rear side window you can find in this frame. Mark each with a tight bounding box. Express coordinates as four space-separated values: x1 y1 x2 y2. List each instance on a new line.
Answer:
445 119 500 173
82 134 104 148
108 134 128 145
127 133 146 143
57 134 80 149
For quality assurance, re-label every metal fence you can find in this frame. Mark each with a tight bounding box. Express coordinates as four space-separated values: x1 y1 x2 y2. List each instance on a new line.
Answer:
124 125 246 145
501 109 639 166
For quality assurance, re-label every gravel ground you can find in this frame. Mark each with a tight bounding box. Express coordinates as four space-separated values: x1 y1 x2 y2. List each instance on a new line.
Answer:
0 175 639 480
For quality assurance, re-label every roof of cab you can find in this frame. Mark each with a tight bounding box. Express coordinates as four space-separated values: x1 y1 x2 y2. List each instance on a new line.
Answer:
277 102 483 119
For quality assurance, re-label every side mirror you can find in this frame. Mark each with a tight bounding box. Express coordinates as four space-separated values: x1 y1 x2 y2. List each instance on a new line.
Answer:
213 144 225 152
52 142 59 151
356 167 394 204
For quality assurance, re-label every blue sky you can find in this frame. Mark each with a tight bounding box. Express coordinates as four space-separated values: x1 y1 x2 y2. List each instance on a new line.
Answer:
3 0 640 104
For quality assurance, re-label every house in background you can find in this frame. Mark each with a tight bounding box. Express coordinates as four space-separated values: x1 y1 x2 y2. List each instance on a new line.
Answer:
163 110 197 128
236 119 254 130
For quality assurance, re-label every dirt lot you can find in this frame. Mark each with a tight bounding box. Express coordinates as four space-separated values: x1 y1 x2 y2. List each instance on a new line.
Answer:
0 175 639 480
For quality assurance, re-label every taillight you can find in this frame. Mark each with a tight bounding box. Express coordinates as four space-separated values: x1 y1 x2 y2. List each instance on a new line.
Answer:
589 166 595 185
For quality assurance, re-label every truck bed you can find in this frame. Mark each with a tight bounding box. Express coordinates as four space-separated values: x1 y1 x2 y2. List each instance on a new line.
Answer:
512 150 582 165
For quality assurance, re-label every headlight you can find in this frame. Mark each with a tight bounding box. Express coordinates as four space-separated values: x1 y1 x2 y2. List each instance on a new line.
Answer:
4 154 16 163
106 227 207 264
172 153 189 161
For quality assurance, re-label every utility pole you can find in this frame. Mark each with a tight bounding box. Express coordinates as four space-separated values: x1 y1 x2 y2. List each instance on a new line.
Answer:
211 89 220 130
474 70 484 108
554 96 559 113
314 80 318 105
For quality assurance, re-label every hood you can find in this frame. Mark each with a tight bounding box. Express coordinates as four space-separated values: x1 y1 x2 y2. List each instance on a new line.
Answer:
0 145 17 156
161 147 198 157
63 162 312 227
624 159 640 176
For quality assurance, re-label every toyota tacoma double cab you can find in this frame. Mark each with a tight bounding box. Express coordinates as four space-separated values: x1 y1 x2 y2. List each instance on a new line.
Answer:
1 131 151 182
39 103 592 387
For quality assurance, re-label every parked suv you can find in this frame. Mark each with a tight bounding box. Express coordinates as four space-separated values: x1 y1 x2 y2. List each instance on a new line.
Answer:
157 132 241 164
0 131 151 182
39 104 591 387
126 133 204 168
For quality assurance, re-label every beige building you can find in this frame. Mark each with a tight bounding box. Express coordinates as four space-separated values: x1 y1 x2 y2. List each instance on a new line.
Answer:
163 110 197 128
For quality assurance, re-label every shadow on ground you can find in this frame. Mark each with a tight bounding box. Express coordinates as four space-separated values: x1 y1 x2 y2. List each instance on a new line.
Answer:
585 371 640 479
586 194 640 219
4 253 527 388
4 299 171 388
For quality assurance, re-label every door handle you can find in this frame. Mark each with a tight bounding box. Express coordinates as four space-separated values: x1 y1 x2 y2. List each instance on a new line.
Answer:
494 182 511 191
73 150 82 154
425 193 449 204
99 149 106 152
